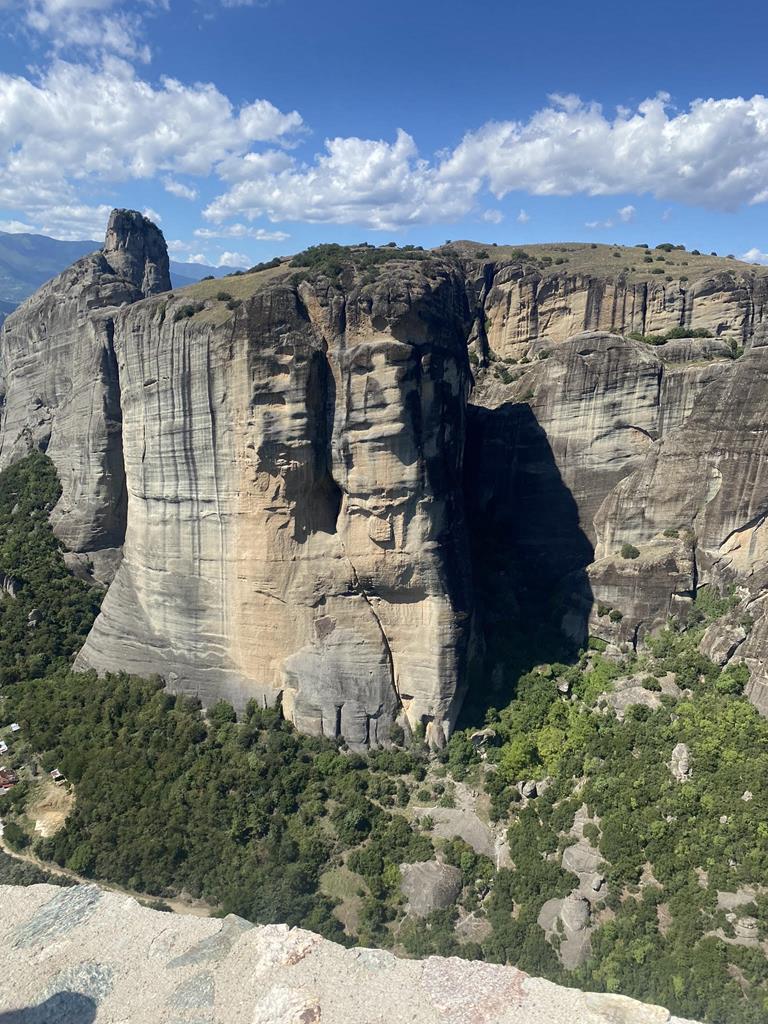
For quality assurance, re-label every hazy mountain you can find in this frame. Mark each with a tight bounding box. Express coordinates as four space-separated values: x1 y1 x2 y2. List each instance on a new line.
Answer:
0 228 222 318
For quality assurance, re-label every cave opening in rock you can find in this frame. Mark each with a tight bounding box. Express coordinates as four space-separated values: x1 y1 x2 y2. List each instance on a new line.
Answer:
294 349 343 541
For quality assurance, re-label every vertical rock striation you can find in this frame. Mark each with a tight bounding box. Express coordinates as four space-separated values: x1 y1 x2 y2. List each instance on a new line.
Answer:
0 210 170 557
77 259 475 746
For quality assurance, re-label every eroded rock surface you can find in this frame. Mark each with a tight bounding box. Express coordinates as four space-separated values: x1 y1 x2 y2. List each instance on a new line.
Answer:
75 254 475 746
8 218 768 733
0 209 170 554
0 883 700 1024
399 861 462 916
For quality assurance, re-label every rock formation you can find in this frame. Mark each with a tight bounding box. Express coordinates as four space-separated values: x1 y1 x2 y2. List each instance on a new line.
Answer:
8 217 768 734
399 861 463 916
71 242 475 747
457 241 768 360
0 883 700 1024
0 210 170 560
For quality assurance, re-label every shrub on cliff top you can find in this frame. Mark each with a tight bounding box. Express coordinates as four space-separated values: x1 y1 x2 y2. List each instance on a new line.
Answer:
620 543 640 559
290 243 427 279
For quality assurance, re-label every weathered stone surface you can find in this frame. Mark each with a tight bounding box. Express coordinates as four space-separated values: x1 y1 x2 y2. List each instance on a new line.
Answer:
0 209 170 554
75 252 475 747
11 221 768 733
474 253 768 361
468 331 726 649
560 894 591 933
670 743 692 782
699 621 747 666
562 842 602 878
0 884 699 1024
399 861 463 916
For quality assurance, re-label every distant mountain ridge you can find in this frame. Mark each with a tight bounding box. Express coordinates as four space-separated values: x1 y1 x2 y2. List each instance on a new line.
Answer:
0 228 223 321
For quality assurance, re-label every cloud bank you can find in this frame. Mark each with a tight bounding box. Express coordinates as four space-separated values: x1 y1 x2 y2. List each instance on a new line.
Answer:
4 57 768 237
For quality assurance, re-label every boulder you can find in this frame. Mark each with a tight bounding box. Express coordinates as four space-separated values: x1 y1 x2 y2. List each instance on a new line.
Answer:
560 894 591 934
562 842 602 877
699 621 747 666
399 862 463 917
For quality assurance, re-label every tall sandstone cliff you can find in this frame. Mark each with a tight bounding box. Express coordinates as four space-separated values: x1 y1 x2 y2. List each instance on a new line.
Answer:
6 219 768 737
76 253 475 747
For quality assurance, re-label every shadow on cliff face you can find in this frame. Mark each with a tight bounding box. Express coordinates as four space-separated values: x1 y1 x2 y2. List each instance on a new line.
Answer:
0 993 97 1023
459 401 594 726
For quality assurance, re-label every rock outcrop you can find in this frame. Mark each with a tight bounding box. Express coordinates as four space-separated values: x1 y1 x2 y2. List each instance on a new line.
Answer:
399 861 463 916
75 252 475 747
0 883 700 1024
455 241 768 360
0 209 170 556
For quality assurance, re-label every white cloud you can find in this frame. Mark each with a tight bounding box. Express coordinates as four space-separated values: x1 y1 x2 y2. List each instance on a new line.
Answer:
206 93 768 230
204 129 476 230
194 223 288 241
187 253 210 265
37 202 114 239
8 73 768 238
216 250 250 268
0 57 303 236
516 208 530 224
481 208 504 224
142 206 161 223
15 0 167 62
163 177 198 201
742 247 768 264
441 93 768 212
0 219 36 233
585 219 614 230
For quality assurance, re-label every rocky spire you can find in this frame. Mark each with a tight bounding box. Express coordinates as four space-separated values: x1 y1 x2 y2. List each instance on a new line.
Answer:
103 209 171 298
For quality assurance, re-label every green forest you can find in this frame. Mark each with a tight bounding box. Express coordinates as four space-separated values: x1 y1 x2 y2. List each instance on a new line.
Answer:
2 453 768 1022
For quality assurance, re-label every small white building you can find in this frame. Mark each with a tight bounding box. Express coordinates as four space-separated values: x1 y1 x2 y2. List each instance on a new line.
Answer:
9 723 20 733
0 741 7 754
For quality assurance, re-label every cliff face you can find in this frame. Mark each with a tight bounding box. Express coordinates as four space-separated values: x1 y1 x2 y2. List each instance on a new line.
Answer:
0 210 170 558
76 257 475 747
7 217 768 737
458 242 768 360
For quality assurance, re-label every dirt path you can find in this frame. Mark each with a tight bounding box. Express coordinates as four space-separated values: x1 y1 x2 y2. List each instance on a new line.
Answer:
0 837 214 918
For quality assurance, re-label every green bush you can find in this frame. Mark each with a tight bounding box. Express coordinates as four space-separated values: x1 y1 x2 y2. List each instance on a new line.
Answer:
173 302 204 322
291 243 427 279
620 543 640 559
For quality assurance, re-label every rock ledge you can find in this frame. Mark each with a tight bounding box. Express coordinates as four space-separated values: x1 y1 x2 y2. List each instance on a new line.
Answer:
0 883 699 1023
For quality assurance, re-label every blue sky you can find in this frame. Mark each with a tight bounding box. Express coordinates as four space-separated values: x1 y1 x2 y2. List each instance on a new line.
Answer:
2 0 768 267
